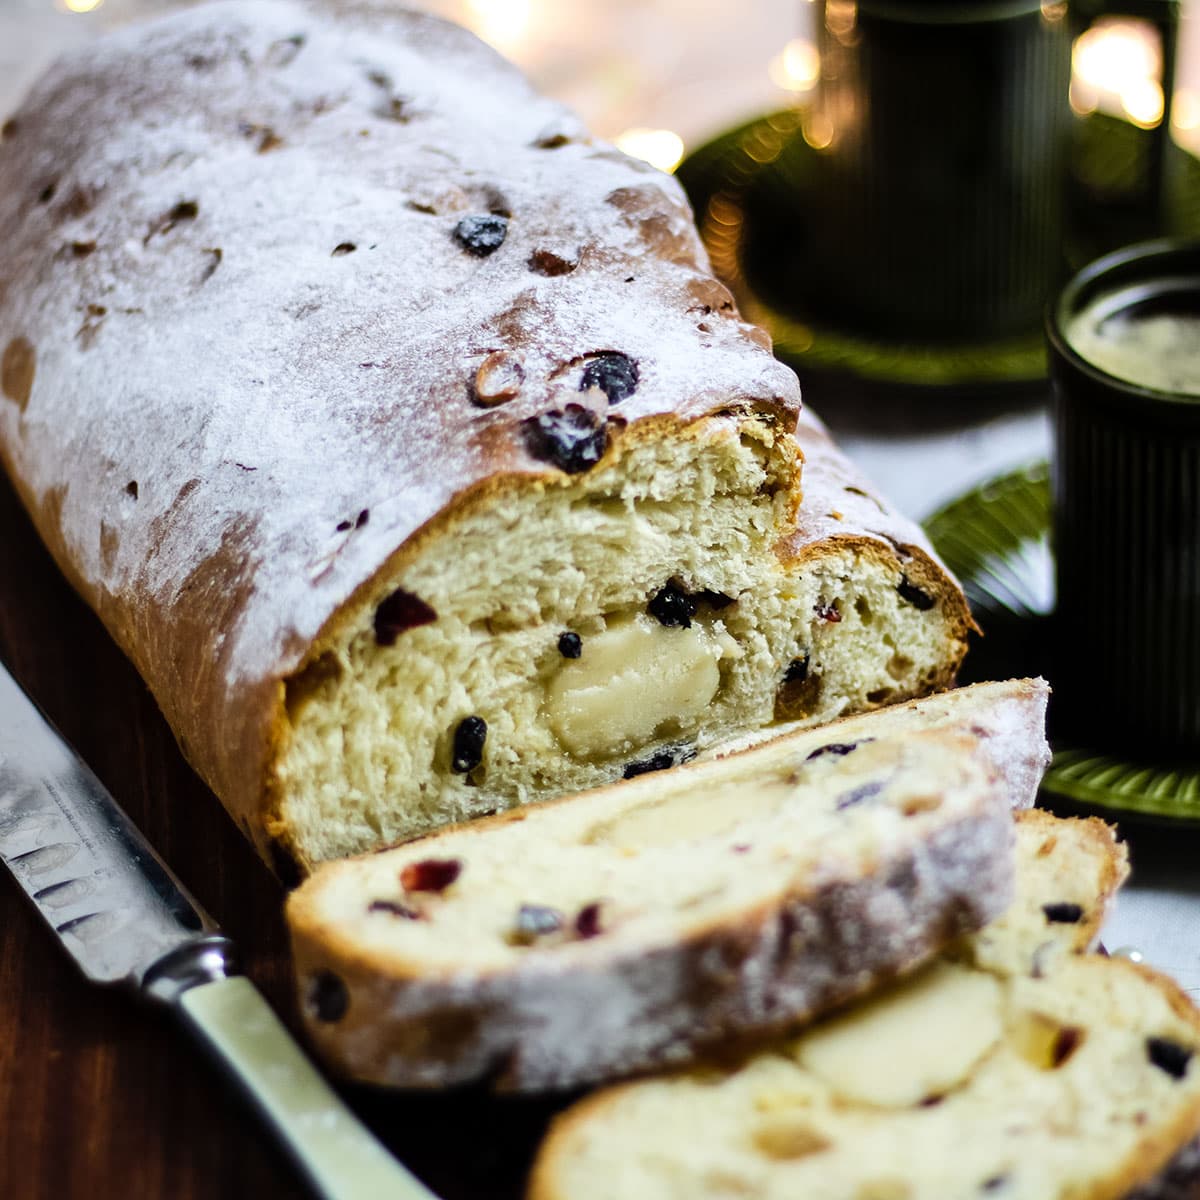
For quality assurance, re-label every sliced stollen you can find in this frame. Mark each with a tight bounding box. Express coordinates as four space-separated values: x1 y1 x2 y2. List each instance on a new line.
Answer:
0 0 972 874
529 813 1200 1200
287 726 1014 1091
709 677 1051 811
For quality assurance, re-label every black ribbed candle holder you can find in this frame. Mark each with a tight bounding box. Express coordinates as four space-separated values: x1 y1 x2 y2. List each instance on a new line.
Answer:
804 0 1072 342
1048 239 1200 753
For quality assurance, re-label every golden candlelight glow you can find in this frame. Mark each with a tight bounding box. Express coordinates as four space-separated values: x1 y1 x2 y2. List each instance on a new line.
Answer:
464 0 532 54
802 113 834 151
1173 88 1200 132
1122 78 1164 128
61 0 103 11
825 0 857 43
1069 81 1097 117
1072 18 1163 128
768 39 820 93
615 128 685 173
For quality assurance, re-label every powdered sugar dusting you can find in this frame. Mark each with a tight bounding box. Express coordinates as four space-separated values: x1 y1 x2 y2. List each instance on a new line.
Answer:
0 1 799 808
788 408 948 567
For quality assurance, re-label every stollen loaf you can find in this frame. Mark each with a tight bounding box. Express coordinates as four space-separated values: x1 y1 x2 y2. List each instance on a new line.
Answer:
529 813 1200 1200
0 0 972 873
288 724 1014 1091
709 677 1051 810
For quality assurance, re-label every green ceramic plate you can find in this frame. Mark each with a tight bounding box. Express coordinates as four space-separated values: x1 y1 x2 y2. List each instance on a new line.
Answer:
678 111 1200 396
924 462 1200 823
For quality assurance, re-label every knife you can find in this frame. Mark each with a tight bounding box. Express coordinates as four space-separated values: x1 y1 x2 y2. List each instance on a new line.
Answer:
0 659 436 1200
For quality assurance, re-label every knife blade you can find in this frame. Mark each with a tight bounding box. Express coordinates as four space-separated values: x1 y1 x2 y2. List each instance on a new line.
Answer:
0 659 436 1200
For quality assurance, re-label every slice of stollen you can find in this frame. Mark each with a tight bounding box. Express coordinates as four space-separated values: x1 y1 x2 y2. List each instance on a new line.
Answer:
708 677 1052 813
529 813 1200 1200
287 726 1014 1091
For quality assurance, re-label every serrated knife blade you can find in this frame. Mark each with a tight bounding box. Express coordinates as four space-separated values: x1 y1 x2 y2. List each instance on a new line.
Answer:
0 659 435 1200
0 662 211 985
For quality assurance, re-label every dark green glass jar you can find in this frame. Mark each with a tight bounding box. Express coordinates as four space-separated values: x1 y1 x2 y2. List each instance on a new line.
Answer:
806 0 1072 342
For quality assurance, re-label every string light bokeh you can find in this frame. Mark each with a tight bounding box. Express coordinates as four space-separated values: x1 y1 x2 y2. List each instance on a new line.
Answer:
2 0 1199 170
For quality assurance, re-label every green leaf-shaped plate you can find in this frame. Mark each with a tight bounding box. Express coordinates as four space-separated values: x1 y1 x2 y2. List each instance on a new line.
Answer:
924 463 1200 822
678 110 1200 397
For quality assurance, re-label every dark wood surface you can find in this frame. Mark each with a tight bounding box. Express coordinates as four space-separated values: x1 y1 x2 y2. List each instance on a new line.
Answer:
0 468 564 1200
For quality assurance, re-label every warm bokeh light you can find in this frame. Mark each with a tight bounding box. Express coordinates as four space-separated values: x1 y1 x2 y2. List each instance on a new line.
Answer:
1069 82 1097 117
825 0 857 42
768 38 820 93
802 113 834 151
1073 20 1157 90
1173 88 1200 131
61 0 103 11
464 0 532 55
1122 77 1165 128
615 127 685 173
1072 18 1162 128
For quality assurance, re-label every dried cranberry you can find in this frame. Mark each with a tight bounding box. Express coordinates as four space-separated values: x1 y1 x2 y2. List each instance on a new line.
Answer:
453 214 509 257
513 904 564 944
1042 902 1084 924
898 578 936 611
1147 1037 1194 1079
575 902 604 939
451 716 487 773
579 353 639 405
557 631 583 659
368 899 421 919
374 588 437 646
521 405 608 474
806 741 867 762
835 781 883 810
784 655 810 683
337 509 369 533
648 583 697 629
815 603 841 623
400 858 463 893
307 971 348 1022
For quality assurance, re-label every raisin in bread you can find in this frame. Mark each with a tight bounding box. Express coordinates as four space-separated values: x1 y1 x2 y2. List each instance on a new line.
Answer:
287 726 1013 1091
530 814 1200 1200
710 677 1051 811
0 1 972 873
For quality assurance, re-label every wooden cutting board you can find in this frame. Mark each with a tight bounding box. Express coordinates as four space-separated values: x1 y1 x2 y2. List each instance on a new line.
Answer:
0 468 566 1200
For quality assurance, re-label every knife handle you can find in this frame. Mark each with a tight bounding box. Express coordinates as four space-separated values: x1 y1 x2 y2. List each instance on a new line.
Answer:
176 975 436 1200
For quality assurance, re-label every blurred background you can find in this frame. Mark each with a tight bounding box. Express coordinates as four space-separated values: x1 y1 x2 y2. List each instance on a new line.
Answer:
3 0 1199 172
